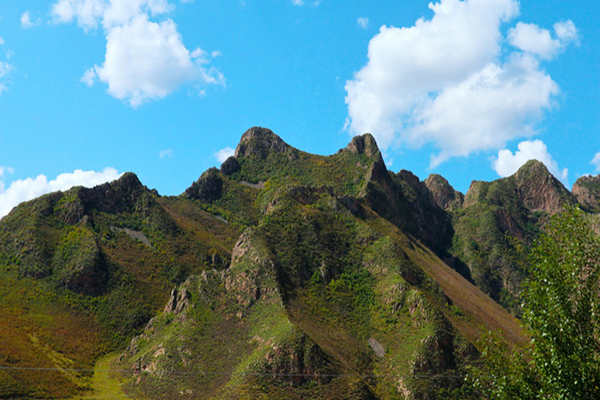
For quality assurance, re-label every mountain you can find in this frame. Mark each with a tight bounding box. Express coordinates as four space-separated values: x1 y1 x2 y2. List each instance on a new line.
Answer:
573 174 600 213
447 160 578 314
0 127 588 399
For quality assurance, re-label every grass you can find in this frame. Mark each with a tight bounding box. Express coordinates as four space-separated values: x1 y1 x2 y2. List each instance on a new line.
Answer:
0 273 105 398
70 354 136 400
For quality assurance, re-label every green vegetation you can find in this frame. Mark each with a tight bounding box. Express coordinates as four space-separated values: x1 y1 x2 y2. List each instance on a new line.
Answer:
470 207 600 399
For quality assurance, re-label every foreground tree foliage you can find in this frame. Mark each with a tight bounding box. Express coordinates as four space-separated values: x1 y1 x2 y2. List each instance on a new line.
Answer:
470 207 600 399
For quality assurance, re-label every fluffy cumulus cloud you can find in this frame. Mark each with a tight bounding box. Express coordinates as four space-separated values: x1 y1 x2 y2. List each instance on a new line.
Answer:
493 140 568 184
0 167 121 219
52 0 224 107
345 0 577 168
592 152 600 172
214 146 235 163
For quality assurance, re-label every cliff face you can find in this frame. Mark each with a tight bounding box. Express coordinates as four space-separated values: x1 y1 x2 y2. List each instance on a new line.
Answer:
514 160 577 213
1 127 588 399
573 174 600 213
424 174 464 211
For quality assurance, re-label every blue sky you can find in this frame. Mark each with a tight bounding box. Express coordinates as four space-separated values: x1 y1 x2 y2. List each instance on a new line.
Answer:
1 0 599 217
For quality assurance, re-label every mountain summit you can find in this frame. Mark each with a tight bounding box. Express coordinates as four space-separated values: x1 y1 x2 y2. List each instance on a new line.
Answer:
234 126 293 159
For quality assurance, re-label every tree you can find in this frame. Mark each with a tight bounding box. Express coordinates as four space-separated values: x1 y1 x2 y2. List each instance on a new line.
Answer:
470 207 600 399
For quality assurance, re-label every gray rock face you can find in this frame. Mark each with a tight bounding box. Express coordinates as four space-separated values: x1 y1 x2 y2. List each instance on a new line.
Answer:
368 337 385 358
164 287 191 315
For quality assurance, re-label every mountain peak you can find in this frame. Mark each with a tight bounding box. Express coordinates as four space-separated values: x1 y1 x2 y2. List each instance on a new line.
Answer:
345 133 380 158
514 159 549 180
113 172 142 189
424 174 464 210
513 160 575 213
465 159 575 214
234 127 292 159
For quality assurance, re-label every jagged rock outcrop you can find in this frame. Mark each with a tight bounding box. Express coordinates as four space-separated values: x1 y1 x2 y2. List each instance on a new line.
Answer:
184 168 224 202
234 126 295 159
79 172 146 214
343 134 388 184
573 174 600 213
164 287 191 315
424 174 465 211
514 160 576 213
339 134 454 255
363 167 454 255
344 133 380 158
220 156 241 175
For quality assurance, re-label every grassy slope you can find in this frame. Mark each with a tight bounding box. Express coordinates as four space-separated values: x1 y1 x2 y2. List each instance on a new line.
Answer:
0 177 240 398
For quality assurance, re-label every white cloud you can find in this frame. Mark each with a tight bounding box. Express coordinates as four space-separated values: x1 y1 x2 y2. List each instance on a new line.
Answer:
0 38 14 95
0 167 122 219
592 152 600 172
345 0 576 168
554 20 578 44
415 54 558 167
84 15 224 107
292 0 304 5
0 62 12 78
52 0 107 31
357 17 369 29
493 140 568 184
80 67 96 86
21 11 39 28
52 0 173 29
51 0 223 106
214 146 235 163
0 166 14 178
159 148 173 159
508 20 577 60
